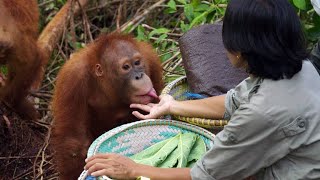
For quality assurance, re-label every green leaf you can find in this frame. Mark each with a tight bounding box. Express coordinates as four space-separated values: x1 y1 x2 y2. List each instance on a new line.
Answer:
124 24 135 34
130 135 179 166
158 133 198 168
0 66 8 75
314 13 320 26
186 136 206 168
75 42 85 50
158 146 179 168
186 160 197 168
194 4 210 12
165 8 178 14
155 34 168 44
190 5 215 27
187 136 206 163
176 133 198 167
148 28 170 39
306 26 320 41
136 25 147 41
177 0 187 5
161 41 168 51
45 3 55 11
184 4 194 22
130 138 171 160
180 21 190 32
293 0 307 10
168 0 177 11
130 133 204 168
160 52 173 62
191 0 201 7
57 0 66 5
191 0 201 8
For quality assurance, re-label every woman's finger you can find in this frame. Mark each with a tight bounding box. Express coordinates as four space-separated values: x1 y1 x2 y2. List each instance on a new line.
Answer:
130 104 152 112
85 153 117 162
147 103 156 107
132 111 148 119
91 169 110 177
85 158 112 170
87 163 109 174
91 169 123 180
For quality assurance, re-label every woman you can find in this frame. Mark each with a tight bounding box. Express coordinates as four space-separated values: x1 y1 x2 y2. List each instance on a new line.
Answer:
84 0 320 179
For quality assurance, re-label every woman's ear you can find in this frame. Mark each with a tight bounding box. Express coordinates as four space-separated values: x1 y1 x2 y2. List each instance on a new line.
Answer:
235 52 242 60
95 64 103 77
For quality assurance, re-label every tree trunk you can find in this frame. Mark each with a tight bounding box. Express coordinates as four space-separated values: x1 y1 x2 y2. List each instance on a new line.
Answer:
34 0 90 90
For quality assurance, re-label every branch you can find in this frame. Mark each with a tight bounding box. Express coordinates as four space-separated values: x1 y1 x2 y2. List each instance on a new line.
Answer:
35 0 90 90
119 0 167 32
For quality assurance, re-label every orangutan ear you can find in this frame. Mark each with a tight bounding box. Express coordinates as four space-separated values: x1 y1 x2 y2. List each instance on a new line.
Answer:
95 64 103 77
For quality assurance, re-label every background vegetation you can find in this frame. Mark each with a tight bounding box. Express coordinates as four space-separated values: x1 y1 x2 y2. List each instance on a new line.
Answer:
38 0 319 90
0 0 319 179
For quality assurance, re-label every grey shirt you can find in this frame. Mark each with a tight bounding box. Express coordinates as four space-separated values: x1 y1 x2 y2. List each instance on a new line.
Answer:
191 61 320 180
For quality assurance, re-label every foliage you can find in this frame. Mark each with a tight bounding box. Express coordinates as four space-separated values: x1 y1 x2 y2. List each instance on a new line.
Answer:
36 0 320 85
133 0 227 82
289 0 320 47
131 0 320 82
38 0 66 29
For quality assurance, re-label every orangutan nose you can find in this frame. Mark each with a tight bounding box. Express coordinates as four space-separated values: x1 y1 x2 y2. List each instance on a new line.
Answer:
135 72 144 80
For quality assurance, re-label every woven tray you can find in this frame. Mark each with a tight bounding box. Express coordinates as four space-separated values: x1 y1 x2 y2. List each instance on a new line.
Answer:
78 119 215 180
161 76 228 129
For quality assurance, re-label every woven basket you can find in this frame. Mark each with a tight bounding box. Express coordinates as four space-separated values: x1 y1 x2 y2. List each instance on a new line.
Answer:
78 119 215 180
161 76 228 129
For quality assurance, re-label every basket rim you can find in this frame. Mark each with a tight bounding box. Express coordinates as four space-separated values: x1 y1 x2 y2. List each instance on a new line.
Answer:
89 119 215 157
161 76 187 95
161 76 228 128
79 119 215 180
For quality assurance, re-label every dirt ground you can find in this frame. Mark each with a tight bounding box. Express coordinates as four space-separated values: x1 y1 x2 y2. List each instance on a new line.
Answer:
0 103 57 180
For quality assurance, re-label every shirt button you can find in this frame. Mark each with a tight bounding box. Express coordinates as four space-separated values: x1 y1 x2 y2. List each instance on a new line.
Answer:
298 121 305 128
229 134 237 142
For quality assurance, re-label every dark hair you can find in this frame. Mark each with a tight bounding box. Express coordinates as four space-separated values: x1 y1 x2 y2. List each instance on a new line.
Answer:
222 0 308 80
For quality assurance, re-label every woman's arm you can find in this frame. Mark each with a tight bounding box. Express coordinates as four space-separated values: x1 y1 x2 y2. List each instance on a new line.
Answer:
84 153 191 180
134 164 191 180
130 94 226 120
170 94 226 119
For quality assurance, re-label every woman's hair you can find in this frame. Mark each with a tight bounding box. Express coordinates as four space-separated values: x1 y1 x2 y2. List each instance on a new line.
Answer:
222 0 308 80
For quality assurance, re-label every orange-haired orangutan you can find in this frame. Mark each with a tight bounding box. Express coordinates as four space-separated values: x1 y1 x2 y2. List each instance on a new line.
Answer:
51 33 164 179
0 0 43 119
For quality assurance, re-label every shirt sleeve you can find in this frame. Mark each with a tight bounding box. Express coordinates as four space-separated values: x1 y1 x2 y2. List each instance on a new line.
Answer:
223 88 239 120
191 103 289 180
223 78 250 120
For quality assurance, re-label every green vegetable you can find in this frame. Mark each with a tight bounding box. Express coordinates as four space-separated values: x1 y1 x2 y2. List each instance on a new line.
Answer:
176 133 197 167
187 135 206 163
186 136 206 168
130 134 180 166
130 132 207 168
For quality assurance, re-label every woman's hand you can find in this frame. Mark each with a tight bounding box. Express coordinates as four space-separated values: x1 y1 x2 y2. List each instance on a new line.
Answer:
130 94 175 119
84 153 139 180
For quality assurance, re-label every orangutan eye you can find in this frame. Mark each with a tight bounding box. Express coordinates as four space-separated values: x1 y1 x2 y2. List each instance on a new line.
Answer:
122 64 130 70
134 60 141 66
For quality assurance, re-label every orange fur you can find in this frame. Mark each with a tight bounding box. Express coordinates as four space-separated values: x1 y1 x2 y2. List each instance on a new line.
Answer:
51 33 163 179
0 0 43 119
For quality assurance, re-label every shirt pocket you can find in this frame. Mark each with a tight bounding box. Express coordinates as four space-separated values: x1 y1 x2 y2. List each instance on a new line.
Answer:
281 117 307 137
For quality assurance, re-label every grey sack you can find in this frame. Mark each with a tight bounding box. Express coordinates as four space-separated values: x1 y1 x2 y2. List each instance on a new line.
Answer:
179 23 247 96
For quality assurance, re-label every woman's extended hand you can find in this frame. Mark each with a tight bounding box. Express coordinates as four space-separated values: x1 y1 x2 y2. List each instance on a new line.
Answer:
130 94 175 119
84 153 139 180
